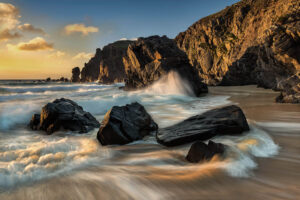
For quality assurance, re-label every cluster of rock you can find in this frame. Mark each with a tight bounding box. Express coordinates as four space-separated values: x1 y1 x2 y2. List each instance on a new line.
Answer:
175 0 300 102
30 99 250 163
123 36 208 96
72 40 134 83
46 77 69 82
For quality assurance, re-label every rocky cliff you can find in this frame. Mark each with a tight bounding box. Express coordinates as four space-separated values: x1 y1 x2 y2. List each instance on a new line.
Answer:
80 40 133 83
175 0 299 102
123 35 208 96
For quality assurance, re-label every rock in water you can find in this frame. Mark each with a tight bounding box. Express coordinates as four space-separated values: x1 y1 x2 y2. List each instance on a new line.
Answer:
30 98 100 134
71 67 80 83
186 140 225 163
97 102 158 145
156 105 249 146
29 114 40 130
123 35 208 96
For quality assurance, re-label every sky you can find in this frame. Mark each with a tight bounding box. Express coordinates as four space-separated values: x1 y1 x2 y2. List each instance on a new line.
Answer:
0 0 239 79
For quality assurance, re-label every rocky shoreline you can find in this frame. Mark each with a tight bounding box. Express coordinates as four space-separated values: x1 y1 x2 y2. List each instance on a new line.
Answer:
65 0 299 103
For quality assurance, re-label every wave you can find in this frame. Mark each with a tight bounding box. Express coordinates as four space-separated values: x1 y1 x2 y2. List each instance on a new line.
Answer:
142 71 195 96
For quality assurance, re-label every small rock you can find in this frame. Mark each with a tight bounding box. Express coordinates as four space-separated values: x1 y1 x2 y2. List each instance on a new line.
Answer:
186 140 225 163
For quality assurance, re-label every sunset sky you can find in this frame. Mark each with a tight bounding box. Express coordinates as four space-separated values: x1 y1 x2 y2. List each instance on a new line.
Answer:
0 0 238 79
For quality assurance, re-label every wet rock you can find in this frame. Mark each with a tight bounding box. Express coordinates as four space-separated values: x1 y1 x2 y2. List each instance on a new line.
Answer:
31 98 100 134
71 67 80 83
29 114 40 130
186 140 225 163
97 102 158 145
156 105 249 146
123 35 208 96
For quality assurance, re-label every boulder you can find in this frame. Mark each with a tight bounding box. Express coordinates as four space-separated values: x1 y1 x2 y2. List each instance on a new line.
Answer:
30 98 100 134
123 35 208 96
97 102 158 145
156 105 249 146
29 114 40 130
186 140 225 163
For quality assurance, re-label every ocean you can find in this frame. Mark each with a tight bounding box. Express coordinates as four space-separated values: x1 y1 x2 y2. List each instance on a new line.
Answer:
0 74 299 199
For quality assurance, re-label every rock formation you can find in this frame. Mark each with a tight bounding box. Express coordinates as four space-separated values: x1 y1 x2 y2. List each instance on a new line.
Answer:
156 105 249 146
186 140 225 163
175 0 299 102
123 35 208 96
80 40 133 83
71 67 80 83
30 98 100 134
97 102 158 145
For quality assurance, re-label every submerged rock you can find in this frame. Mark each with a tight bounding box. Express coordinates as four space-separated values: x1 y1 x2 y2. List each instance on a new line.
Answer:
97 102 158 145
186 140 225 163
123 35 208 96
156 105 249 146
30 98 100 134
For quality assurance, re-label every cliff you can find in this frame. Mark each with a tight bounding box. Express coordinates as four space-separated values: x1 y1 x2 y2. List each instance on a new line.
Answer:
123 35 208 96
175 0 299 102
80 40 134 83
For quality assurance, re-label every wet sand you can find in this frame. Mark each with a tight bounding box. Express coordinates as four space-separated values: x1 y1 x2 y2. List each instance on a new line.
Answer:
1 86 299 200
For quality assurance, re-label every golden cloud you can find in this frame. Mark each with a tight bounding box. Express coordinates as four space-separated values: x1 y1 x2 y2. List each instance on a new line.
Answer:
72 52 94 60
10 37 54 51
64 23 98 36
0 3 20 32
18 23 45 34
0 29 22 41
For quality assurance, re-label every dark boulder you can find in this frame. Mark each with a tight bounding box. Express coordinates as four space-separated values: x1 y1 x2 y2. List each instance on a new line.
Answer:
186 140 225 163
97 102 158 145
156 105 249 146
29 114 40 130
30 98 100 134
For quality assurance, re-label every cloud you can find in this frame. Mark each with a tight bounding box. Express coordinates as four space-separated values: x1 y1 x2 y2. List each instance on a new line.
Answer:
8 37 53 51
119 37 138 41
64 23 98 36
0 3 20 32
18 23 45 34
72 52 94 60
0 29 22 41
48 51 66 58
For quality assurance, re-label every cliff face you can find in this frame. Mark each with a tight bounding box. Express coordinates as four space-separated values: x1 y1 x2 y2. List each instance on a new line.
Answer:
80 40 133 83
123 35 208 96
175 0 299 102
